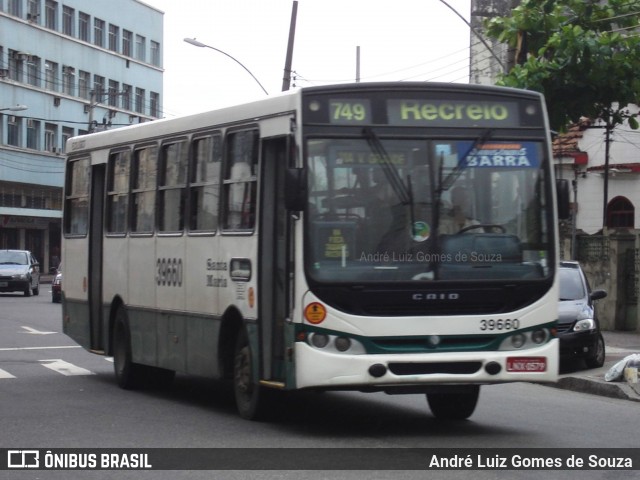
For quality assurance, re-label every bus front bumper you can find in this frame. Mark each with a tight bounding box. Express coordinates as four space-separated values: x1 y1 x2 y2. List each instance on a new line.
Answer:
294 339 559 390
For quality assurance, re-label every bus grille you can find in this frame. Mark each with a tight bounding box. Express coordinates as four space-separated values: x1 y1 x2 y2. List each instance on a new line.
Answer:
388 361 482 375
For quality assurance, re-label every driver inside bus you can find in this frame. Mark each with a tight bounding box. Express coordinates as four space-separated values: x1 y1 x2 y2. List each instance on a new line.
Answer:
439 186 482 234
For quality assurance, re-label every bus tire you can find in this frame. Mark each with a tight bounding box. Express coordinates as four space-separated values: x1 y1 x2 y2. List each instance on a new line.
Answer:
426 385 480 420
233 328 270 420
112 305 144 390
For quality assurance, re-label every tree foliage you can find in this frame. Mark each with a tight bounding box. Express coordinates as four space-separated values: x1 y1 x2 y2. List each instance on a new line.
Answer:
485 0 640 131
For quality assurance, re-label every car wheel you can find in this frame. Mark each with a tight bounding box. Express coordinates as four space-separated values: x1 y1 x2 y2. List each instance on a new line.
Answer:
426 386 480 420
33 282 39 296
585 332 606 369
24 282 32 297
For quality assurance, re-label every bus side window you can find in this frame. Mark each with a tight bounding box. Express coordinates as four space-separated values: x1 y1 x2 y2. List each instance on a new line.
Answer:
106 150 131 234
222 130 258 231
189 134 221 232
158 140 188 232
131 145 158 233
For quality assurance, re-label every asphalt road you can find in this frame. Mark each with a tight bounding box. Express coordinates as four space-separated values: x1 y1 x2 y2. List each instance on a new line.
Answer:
1 292 638 480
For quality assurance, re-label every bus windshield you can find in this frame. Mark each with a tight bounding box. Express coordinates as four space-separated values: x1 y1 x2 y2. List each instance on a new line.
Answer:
306 135 551 283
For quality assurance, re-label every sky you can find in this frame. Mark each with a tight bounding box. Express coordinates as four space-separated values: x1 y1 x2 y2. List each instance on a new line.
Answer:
141 0 472 118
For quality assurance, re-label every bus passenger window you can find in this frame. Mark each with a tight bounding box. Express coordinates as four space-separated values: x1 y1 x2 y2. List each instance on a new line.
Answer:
158 140 188 232
131 145 157 233
106 150 130 234
64 157 90 236
222 130 258 231
189 134 221 232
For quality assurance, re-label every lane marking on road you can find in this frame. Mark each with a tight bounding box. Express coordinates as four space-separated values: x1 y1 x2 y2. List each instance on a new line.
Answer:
0 345 81 352
21 326 57 335
39 359 94 376
0 368 16 379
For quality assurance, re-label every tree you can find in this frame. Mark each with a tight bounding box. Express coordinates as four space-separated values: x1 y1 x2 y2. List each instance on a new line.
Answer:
485 0 640 132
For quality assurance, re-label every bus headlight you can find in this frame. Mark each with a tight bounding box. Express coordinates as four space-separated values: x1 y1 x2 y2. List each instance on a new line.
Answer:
531 329 548 344
499 328 552 351
306 333 366 355
511 333 526 349
310 333 330 348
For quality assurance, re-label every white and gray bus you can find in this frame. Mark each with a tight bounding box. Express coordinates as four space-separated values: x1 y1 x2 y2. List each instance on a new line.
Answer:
62 82 567 420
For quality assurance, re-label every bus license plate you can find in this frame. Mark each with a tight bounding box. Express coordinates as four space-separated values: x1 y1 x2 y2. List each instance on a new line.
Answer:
506 356 547 372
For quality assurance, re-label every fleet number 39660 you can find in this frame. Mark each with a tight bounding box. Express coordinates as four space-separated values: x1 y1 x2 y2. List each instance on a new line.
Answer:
479 318 520 331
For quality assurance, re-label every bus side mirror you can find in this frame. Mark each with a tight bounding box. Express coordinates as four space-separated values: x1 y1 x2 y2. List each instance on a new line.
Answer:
556 178 570 220
285 168 307 211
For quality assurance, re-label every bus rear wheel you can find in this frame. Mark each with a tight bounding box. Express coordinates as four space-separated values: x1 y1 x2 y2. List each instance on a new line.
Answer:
112 305 145 389
233 328 271 420
426 386 480 420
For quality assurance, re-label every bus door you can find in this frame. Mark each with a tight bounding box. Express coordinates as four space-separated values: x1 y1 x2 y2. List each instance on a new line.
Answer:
258 136 291 382
88 163 105 351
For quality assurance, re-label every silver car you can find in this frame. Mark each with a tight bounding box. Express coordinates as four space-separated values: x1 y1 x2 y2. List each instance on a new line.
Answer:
0 250 41 297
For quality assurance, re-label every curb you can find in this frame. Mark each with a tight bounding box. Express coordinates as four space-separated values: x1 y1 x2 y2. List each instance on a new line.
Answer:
554 376 640 402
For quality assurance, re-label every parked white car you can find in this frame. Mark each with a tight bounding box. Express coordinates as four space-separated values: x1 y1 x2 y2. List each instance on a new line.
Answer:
0 250 41 297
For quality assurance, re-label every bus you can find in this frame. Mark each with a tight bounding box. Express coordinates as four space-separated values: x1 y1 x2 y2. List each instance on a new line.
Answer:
62 82 568 421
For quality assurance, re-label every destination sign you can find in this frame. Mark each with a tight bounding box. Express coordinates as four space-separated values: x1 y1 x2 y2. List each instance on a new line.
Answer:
387 99 519 127
328 99 372 125
455 141 540 169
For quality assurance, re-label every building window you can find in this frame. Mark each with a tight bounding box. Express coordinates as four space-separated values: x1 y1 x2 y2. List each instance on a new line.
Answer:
108 80 119 107
108 24 119 52
150 92 160 117
107 150 131 234
78 70 90 99
9 50 24 82
62 66 75 95
26 55 40 87
151 41 161 67
78 12 89 41
607 196 635 228
222 130 258 230
158 141 188 232
94 18 105 47
45 0 57 29
93 75 105 102
135 35 146 62
7 116 21 147
27 0 39 22
189 134 222 232
62 127 74 152
8 0 22 17
122 30 133 57
122 84 132 110
45 60 58 91
62 6 74 35
135 87 145 114
27 119 40 150
45 123 57 152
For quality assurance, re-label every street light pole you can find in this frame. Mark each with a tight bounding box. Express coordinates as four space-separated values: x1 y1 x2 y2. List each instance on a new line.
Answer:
184 38 269 96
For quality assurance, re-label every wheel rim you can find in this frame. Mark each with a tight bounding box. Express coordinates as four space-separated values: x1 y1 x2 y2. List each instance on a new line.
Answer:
595 336 605 364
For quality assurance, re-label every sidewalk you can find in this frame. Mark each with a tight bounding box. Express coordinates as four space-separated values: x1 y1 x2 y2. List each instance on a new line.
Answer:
555 330 640 402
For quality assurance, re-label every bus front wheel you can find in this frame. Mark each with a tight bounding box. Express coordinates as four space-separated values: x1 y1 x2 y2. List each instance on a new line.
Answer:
113 306 144 389
426 386 480 420
233 328 271 420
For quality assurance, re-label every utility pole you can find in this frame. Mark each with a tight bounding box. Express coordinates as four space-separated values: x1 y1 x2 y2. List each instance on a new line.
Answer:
356 46 361 82
281 1 298 92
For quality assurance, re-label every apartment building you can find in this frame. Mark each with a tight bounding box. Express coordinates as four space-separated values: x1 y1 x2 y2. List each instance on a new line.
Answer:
0 0 163 272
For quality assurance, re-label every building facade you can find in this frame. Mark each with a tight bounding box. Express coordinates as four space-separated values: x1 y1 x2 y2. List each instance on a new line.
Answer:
0 0 163 272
